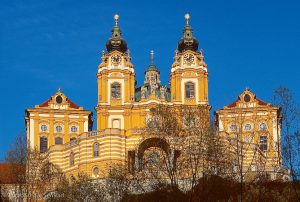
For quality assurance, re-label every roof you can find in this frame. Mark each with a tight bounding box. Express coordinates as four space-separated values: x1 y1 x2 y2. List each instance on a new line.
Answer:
0 164 26 184
228 97 268 108
39 97 80 109
226 88 269 109
37 89 81 109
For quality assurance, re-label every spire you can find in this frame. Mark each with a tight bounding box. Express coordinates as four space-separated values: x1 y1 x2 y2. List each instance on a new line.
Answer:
145 50 159 74
150 50 154 64
114 14 119 25
185 13 190 25
177 13 199 53
106 14 128 53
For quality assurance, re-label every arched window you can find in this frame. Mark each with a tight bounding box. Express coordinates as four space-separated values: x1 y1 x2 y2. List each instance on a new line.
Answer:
112 119 120 129
111 82 121 98
185 82 195 98
70 175 75 183
70 152 75 166
93 167 99 176
93 142 99 157
259 135 268 151
40 137 48 153
55 137 63 145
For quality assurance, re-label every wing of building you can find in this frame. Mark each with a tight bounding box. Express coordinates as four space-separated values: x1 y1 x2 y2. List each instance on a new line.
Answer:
25 14 284 180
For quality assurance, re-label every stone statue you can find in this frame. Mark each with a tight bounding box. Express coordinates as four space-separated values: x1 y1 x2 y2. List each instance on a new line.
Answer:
160 86 166 99
141 86 146 99
150 82 157 95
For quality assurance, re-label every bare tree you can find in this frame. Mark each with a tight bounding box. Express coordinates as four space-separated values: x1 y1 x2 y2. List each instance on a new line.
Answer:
273 85 300 201
5 133 27 202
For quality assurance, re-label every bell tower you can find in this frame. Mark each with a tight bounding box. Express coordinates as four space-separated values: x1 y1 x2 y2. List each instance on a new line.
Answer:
170 14 208 106
95 14 135 130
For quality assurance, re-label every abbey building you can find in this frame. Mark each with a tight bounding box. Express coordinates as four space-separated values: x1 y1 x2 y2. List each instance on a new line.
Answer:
25 14 283 180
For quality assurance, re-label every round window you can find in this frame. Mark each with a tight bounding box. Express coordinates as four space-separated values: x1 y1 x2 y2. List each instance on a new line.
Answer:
230 124 237 132
244 124 252 131
56 95 63 104
56 125 62 132
71 126 78 133
244 94 251 102
41 124 48 132
260 122 267 130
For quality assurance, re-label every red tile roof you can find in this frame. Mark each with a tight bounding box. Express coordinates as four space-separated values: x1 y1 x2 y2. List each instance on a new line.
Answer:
38 98 80 109
0 164 26 184
227 97 268 108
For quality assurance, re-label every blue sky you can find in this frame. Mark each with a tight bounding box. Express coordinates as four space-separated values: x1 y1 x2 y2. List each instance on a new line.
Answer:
0 0 299 160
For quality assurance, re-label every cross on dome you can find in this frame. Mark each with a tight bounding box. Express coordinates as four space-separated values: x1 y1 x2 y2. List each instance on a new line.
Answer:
150 50 154 64
114 14 119 25
184 13 190 25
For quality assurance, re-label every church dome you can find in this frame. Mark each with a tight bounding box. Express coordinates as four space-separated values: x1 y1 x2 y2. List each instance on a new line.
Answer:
106 14 128 53
177 13 199 53
145 64 160 74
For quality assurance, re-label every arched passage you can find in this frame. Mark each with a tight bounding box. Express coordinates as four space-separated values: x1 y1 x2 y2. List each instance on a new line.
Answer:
131 137 180 171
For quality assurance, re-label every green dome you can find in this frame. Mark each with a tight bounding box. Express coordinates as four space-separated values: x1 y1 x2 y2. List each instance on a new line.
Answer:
145 64 160 74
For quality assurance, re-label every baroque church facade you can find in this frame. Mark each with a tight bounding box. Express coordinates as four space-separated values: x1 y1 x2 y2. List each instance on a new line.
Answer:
25 14 283 180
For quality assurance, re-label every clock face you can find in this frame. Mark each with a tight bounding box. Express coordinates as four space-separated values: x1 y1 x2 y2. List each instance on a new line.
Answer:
111 54 121 65
183 53 194 64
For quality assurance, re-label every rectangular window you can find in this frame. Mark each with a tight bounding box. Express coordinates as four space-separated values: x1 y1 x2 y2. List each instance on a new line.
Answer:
259 136 268 151
55 137 63 145
185 82 195 98
40 137 48 153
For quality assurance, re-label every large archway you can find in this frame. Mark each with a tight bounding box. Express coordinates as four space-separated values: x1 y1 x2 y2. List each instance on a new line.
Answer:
128 137 180 171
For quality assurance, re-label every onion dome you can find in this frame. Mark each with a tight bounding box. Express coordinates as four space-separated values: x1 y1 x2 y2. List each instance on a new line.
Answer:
177 13 199 53
106 14 128 53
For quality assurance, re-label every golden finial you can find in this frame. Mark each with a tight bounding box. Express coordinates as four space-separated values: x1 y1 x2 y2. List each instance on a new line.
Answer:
184 13 190 25
114 14 119 25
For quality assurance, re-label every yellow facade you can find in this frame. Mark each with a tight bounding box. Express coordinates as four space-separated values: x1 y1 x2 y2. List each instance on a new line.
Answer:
25 14 282 180
215 89 282 177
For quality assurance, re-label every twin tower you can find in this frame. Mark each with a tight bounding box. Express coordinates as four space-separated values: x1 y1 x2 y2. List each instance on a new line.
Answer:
96 13 209 131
